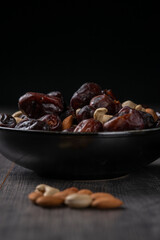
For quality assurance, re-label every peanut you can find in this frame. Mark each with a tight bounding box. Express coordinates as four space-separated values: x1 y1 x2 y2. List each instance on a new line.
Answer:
91 197 123 209
91 192 115 200
36 196 64 207
78 189 93 195
28 191 43 203
54 187 79 199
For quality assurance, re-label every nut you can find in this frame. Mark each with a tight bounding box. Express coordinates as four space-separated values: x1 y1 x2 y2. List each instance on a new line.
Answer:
122 100 137 109
28 191 43 203
91 197 123 209
76 108 81 116
54 187 79 199
12 110 23 118
65 193 92 208
135 104 146 112
145 108 158 121
78 189 93 195
62 115 73 130
36 195 64 207
91 192 115 200
93 108 113 124
35 184 60 196
14 117 23 124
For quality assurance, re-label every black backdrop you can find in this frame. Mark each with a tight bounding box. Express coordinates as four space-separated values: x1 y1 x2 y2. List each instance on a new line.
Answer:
0 2 159 110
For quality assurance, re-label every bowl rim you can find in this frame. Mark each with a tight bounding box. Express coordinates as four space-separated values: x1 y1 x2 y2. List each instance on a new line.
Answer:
0 126 160 137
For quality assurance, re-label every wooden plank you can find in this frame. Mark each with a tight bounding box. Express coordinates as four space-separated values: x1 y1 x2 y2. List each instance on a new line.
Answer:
1 153 160 240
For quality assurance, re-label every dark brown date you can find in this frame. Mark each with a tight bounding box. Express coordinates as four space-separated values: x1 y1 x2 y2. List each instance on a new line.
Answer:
70 82 101 110
18 92 64 119
103 107 145 131
74 118 103 132
0 113 16 128
90 94 122 115
138 111 155 128
15 119 50 131
39 114 62 131
76 105 95 123
62 125 77 132
101 89 117 100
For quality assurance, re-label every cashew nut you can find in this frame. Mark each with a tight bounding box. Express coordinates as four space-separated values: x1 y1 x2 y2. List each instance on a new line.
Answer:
35 184 60 196
135 104 146 112
93 108 113 124
12 110 23 118
14 117 23 124
76 108 81 116
122 100 137 109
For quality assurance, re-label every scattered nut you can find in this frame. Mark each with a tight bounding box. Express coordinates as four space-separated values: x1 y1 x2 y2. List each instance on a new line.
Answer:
65 193 92 208
62 115 73 130
94 108 113 124
35 184 60 196
78 189 93 195
91 197 123 209
122 100 137 109
36 195 64 207
145 108 158 121
91 192 115 200
28 191 43 203
54 187 79 199
12 110 23 118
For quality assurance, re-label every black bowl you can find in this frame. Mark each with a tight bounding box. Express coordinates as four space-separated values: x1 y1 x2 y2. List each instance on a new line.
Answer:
0 126 160 179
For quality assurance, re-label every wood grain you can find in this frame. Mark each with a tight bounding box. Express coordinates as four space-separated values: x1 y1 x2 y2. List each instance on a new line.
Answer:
1 153 160 240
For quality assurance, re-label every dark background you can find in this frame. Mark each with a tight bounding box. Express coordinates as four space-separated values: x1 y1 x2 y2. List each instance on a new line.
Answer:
0 2 159 110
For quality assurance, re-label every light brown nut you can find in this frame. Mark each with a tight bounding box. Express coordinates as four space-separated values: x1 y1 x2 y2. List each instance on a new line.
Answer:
36 196 64 207
14 117 23 124
54 187 79 199
65 193 92 208
62 115 73 130
122 100 137 109
91 197 123 209
76 108 81 116
28 191 43 203
12 110 23 118
91 192 115 200
145 108 158 121
35 184 60 196
78 189 93 195
135 104 146 112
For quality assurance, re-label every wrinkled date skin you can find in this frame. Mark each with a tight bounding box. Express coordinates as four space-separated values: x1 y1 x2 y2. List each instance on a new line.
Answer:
103 107 154 131
138 111 155 128
15 119 50 131
70 82 101 110
90 94 122 115
47 91 64 105
74 118 103 133
39 114 62 131
76 105 95 123
0 113 16 128
18 92 64 119
101 89 117 100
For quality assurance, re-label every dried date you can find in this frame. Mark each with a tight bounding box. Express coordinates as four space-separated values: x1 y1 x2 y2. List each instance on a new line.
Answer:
39 114 62 131
74 118 103 133
103 107 145 131
90 94 122 115
15 119 50 131
0 113 16 128
18 92 64 118
70 82 101 110
76 105 95 123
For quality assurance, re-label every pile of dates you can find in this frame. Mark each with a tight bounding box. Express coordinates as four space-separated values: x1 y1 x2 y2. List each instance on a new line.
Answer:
0 82 160 132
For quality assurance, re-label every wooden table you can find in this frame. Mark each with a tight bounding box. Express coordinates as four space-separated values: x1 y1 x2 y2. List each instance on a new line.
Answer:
1 153 160 240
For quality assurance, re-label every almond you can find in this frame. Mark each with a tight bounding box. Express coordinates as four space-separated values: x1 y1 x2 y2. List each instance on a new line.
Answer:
54 187 79 199
91 197 123 209
36 196 64 207
78 189 93 195
91 192 115 200
62 115 73 130
65 193 92 208
145 108 158 121
28 191 43 203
